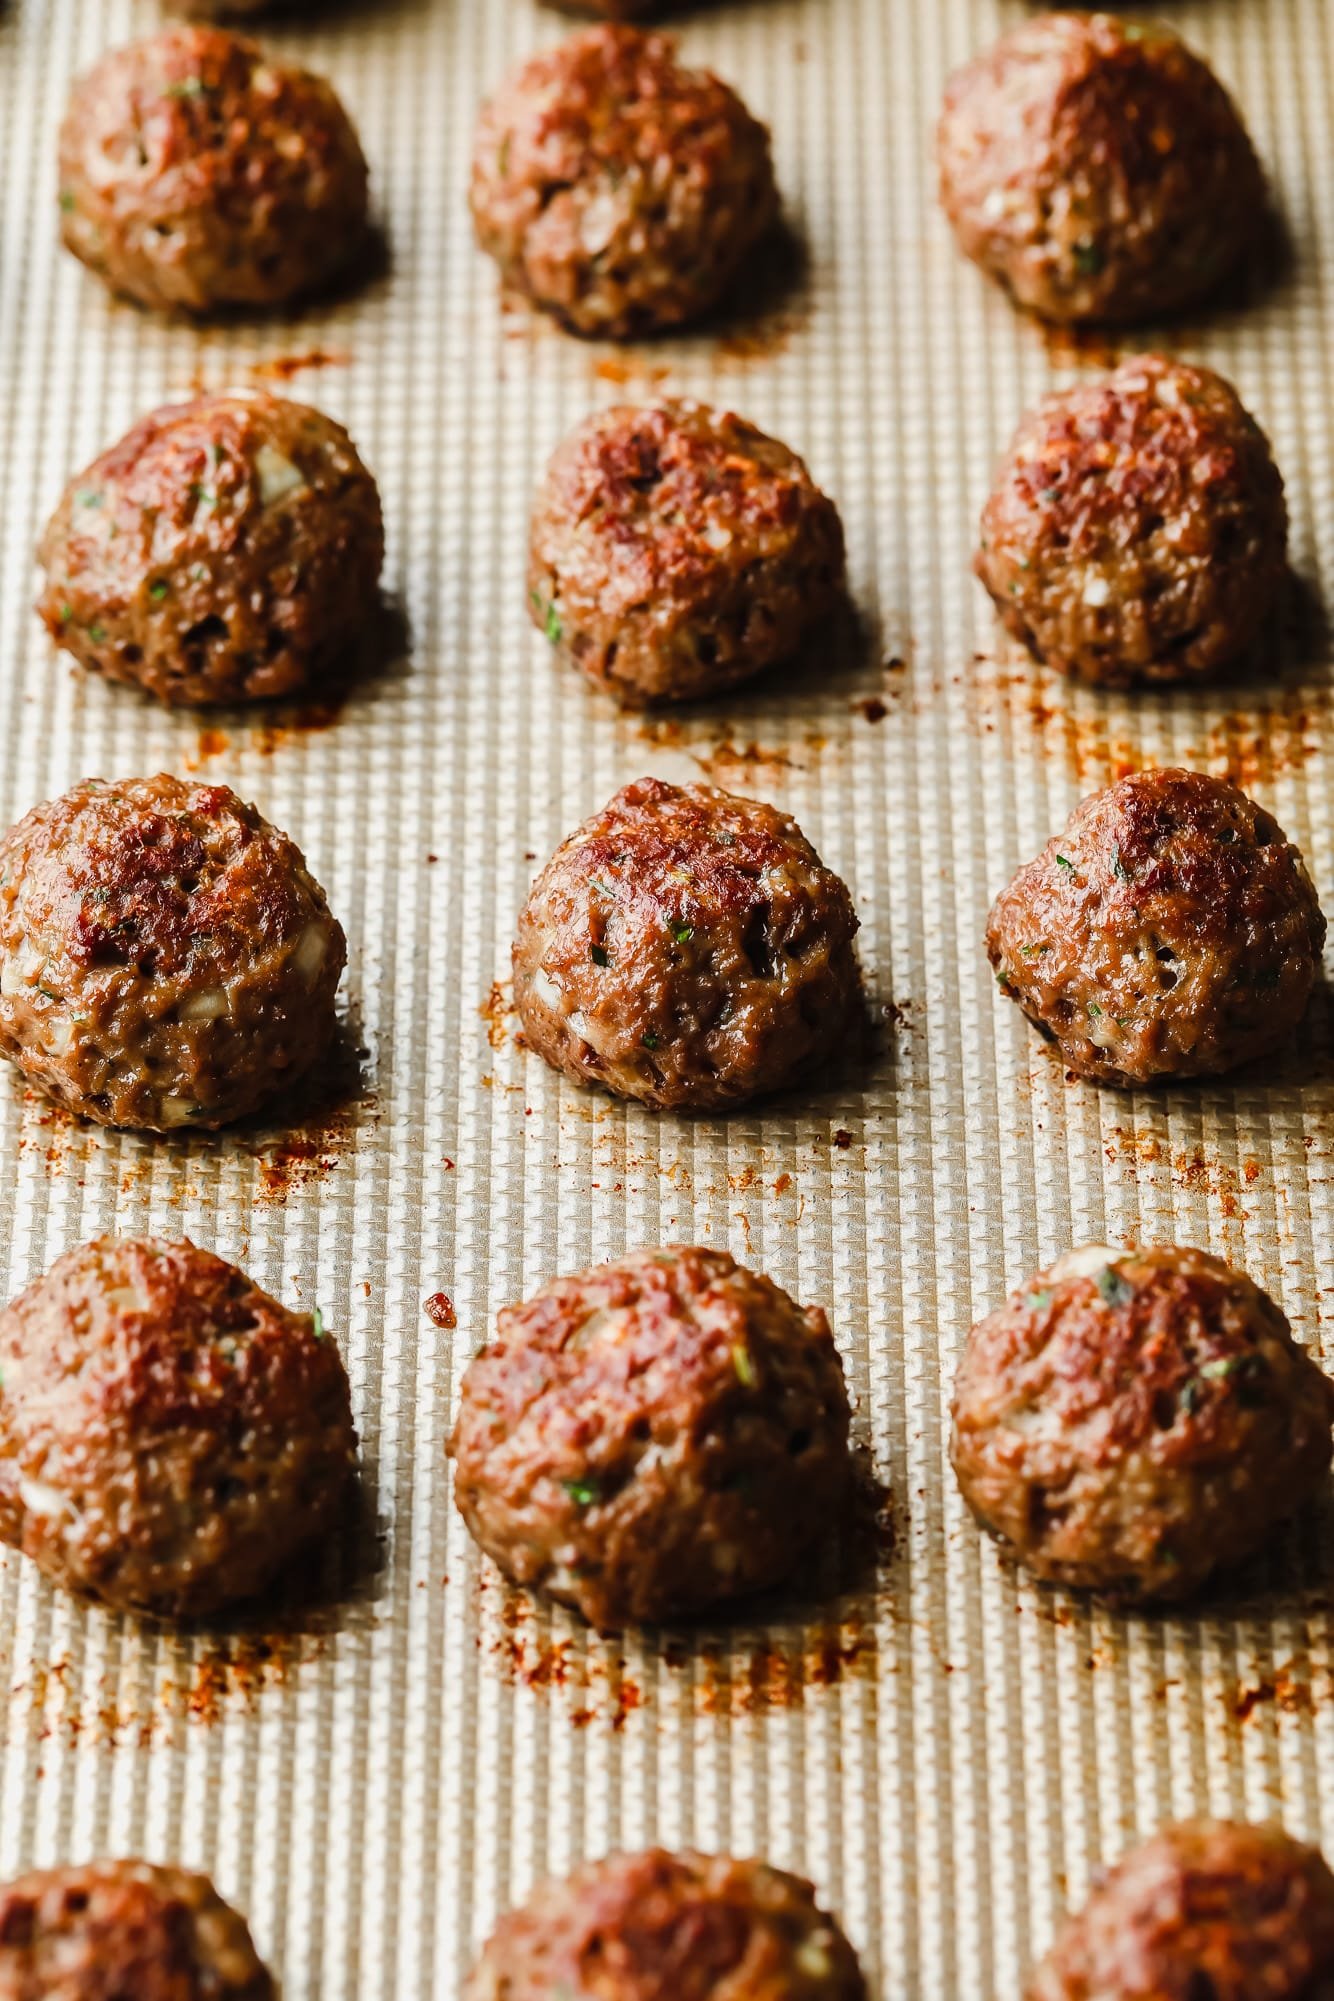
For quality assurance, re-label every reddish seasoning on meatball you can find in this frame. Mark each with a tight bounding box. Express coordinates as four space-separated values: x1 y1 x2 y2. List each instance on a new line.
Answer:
951 1244 1334 1605
1029 1820 1334 2000
513 778 860 1110
0 1237 357 1618
37 393 384 707
937 13 1266 324
470 26 778 338
976 357 1287 686
529 401 846 707
58 27 369 314
448 1246 852 1630
987 768 1325 1087
0 774 346 1132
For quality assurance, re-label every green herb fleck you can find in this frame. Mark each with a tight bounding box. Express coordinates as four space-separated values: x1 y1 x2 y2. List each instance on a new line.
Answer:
189 483 216 508
311 1307 326 1341
87 623 106 643
1179 1378 1201 1415
1096 1264 1134 1308
1055 854 1075 874
563 1477 601 1508
1028 1289 1052 1310
1112 846 1130 881
37 987 59 1002
1073 240 1106 277
544 602 563 644
58 190 75 212
148 579 169 601
166 76 206 97
77 489 102 508
1201 1355 1242 1381
671 921 694 944
1219 826 1237 843
58 603 72 624
590 943 610 967
1087 1000 1102 1018
641 1031 660 1050
996 969 1011 990
732 1343 758 1388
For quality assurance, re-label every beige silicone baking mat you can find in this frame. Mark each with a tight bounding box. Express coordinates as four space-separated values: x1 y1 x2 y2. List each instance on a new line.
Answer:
0 0 1333 1991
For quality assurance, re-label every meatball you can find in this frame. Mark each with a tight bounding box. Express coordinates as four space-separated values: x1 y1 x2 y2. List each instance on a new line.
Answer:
529 401 846 707
37 394 384 708
987 768 1325 1087
951 1243 1334 1604
0 1236 357 1618
448 1246 852 1630
0 774 345 1132
1030 1820 1334 1999
513 778 860 1111
466 1849 867 2001
0 1858 273 2000
470 26 778 338
937 12 1266 324
58 27 369 314
976 356 1287 686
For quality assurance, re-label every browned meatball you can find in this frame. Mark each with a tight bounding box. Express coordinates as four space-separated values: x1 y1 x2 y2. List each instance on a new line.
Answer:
1030 1820 1334 1999
977 357 1287 686
951 1243 1334 1604
937 13 1266 324
529 401 846 707
0 1237 357 1618
0 774 345 1132
987 768 1325 1086
448 1246 852 1630
470 26 777 338
37 394 384 708
513 778 860 1111
466 1849 867 2001
58 27 369 314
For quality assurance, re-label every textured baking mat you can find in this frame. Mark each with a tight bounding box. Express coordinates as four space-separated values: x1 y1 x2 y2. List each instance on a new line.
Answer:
1 0 1334 1993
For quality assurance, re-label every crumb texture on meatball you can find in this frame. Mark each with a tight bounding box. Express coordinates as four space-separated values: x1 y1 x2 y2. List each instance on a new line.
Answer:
0 1236 357 1617
0 774 346 1131
465 1849 867 2001
470 26 777 337
938 12 1266 324
977 356 1287 685
987 768 1325 1086
529 400 845 706
59 27 369 313
449 1246 852 1630
951 1244 1334 1603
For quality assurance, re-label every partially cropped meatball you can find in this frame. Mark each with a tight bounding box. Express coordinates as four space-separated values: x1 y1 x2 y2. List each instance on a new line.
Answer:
58 27 369 314
987 768 1325 1086
938 13 1267 324
977 357 1287 686
0 1237 357 1617
470 26 777 338
1030 1820 1334 1999
37 393 384 707
951 1243 1334 1603
466 1849 867 2001
529 401 845 706
0 774 345 1131
449 1246 852 1629
513 778 860 1111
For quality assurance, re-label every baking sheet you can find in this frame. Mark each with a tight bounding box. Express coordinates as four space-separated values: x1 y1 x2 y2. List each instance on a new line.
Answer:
1 0 1334 1992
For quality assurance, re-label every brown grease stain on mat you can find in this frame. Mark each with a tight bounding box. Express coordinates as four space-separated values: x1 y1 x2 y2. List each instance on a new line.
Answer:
1103 1129 1263 1220
245 349 351 383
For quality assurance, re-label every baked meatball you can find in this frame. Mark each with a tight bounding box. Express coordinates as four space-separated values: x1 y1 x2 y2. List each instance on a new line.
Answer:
951 1243 1334 1604
465 1849 867 2001
37 394 384 708
937 13 1266 324
1030 1820 1334 1999
513 778 860 1111
976 356 1287 686
987 768 1325 1087
529 401 846 707
470 26 778 338
0 1858 273 1999
0 774 345 1132
448 1246 852 1630
0 1236 357 1618
58 27 369 314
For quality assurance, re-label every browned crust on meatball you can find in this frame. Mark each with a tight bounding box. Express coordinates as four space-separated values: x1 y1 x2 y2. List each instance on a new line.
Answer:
0 1858 274 2000
59 27 369 314
937 12 1267 325
448 1246 852 1630
986 768 1325 1086
0 1236 357 1619
976 356 1287 686
37 393 384 707
951 1244 1334 1604
0 774 346 1132
465 1849 867 2001
513 778 860 1111
470 26 778 338
529 401 846 706
1029 1820 1334 2000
